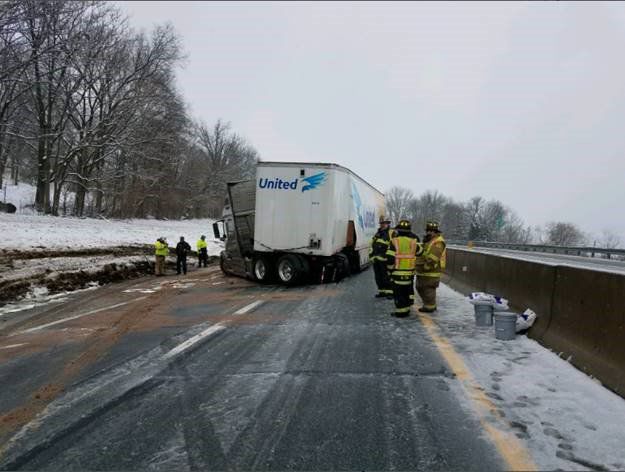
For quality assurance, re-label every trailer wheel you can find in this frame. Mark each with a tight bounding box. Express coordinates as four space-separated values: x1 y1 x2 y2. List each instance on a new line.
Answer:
219 253 229 275
336 253 351 278
277 254 304 285
253 256 273 283
347 250 362 273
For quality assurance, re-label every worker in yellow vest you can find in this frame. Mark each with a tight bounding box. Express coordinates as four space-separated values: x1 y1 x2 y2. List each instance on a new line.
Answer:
416 221 447 313
197 235 208 268
386 219 423 318
154 237 169 276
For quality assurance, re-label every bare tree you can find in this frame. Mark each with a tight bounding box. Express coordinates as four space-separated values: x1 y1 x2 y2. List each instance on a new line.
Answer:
440 201 470 240
499 211 530 243
408 190 447 234
7 0 95 213
600 229 621 250
0 0 35 188
191 119 258 217
385 186 414 224
66 21 186 217
544 222 585 246
0 2 265 221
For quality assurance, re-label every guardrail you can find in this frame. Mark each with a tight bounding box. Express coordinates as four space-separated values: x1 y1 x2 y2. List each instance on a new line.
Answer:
447 240 625 260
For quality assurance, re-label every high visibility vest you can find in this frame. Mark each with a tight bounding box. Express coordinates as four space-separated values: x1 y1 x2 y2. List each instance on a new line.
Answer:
392 236 418 271
155 241 169 256
197 239 207 250
418 235 446 277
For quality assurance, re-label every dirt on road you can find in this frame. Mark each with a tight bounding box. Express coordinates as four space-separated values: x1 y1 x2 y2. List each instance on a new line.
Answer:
0 245 219 305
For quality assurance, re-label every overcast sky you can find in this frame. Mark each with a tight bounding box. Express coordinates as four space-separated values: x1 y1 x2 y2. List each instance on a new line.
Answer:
117 1 625 240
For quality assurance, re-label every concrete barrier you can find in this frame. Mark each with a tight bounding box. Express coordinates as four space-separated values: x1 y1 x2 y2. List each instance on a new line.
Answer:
447 249 488 295
483 255 556 341
446 249 555 341
445 248 625 396
441 246 457 287
543 266 625 395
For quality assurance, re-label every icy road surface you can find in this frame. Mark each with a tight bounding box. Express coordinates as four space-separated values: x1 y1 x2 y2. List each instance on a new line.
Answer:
1 270 624 470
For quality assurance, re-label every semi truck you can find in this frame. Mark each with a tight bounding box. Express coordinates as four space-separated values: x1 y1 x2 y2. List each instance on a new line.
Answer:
212 161 385 285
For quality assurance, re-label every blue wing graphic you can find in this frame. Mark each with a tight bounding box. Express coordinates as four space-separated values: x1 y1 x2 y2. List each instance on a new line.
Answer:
302 172 327 192
351 183 364 228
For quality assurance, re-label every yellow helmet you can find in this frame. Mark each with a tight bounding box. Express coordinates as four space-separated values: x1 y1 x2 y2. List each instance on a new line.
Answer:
426 221 440 232
395 219 412 231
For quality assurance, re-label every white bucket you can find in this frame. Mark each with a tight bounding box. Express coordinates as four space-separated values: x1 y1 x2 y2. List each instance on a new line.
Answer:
474 304 493 327
494 312 517 341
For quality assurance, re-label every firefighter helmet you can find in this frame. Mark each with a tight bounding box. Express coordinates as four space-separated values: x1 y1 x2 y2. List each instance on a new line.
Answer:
379 215 391 224
425 221 440 232
395 219 412 231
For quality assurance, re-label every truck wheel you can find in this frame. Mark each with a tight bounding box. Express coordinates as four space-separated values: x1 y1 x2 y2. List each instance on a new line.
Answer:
347 251 362 273
336 253 351 278
253 256 273 283
277 254 303 285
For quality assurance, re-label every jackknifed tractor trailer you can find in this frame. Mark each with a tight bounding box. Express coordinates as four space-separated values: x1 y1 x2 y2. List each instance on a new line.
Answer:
212 162 386 285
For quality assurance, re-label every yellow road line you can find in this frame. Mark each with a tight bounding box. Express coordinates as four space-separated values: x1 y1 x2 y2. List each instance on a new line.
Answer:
416 310 536 471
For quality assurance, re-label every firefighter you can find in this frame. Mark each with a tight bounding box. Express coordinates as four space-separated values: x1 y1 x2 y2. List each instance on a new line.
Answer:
416 221 447 313
369 215 394 298
154 237 169 276
197 235 208 268
386 219 423 318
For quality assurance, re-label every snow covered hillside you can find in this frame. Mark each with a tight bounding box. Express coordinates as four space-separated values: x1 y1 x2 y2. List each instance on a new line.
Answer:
0 212 224 314
0 213 222 254
1 179 222 254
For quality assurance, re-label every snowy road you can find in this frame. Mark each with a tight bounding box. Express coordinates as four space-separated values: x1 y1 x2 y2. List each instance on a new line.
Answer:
452 245 625 275
1 268 625 470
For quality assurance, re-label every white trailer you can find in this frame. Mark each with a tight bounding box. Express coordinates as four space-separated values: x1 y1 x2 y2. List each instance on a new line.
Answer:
213 162 385 285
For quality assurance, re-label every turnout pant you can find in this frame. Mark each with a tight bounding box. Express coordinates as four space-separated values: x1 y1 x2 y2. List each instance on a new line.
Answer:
198 249 208 267
373 260 393 296
417 276 440 310
176 256 188 275
392 274 415 316
155 255 165 275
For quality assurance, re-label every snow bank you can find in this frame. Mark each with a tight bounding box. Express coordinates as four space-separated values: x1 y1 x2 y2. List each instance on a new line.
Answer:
1 181 36 212
0 213 222 255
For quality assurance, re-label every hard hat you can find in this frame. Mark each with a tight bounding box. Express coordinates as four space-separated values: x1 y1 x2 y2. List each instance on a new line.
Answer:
395 219 411 231
425 221 440 232
379 215 391 224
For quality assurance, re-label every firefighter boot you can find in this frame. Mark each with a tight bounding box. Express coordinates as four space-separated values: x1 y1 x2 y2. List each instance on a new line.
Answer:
418 306 436 313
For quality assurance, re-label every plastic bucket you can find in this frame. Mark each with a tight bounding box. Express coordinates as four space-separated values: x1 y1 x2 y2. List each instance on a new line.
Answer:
494 312 517 341
474 304 493 327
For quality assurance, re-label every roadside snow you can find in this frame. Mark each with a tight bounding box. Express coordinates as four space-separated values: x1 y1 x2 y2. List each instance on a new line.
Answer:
0 213 223 255
436 283 625 471
0 283 100 317
1 181 36 213
1 255 150 283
